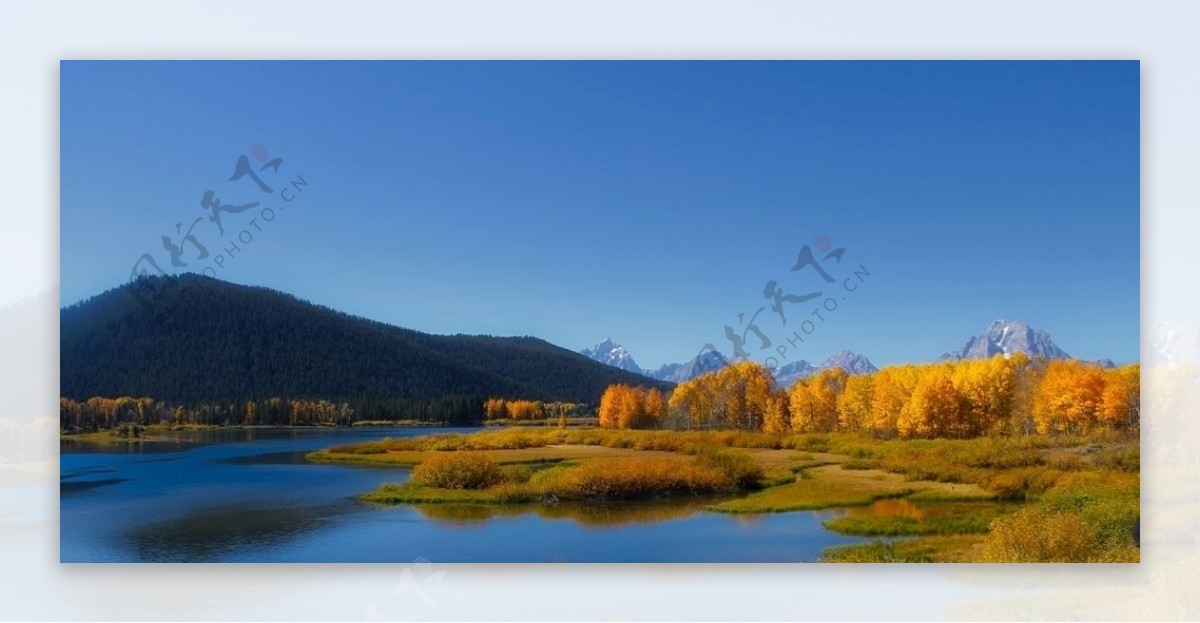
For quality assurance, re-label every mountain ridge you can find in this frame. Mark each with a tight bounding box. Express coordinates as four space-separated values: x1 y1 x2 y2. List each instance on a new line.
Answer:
61 274 672 409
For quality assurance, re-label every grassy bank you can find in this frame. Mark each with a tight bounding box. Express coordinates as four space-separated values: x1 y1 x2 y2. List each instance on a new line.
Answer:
319 427 1138 562
60 423 222 444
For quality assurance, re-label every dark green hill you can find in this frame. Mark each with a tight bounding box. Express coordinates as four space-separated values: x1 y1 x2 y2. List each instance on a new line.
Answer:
60 274 670 422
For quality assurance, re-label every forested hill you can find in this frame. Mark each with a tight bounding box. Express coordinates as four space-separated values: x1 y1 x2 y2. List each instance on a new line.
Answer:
60 274 671 408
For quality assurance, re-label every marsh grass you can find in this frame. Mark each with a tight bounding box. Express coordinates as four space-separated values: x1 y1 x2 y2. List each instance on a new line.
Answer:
331 427 1138 561
708 465 917 513
979 471 1140 562
822 502 1009 536
822 535 985 563
364 455 738 506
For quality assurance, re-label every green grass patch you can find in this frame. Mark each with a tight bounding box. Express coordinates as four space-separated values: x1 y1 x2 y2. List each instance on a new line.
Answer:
822 535 985 563
979 471 1140 562
822 502 1009 536
709 465 916 513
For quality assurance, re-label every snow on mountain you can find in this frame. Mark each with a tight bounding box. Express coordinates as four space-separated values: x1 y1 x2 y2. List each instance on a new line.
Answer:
820 350 879 375
939 319 1071 361
648 348 730 383
581 335 879 388
772 360 818 388
772 350 878 388
579 338 643 374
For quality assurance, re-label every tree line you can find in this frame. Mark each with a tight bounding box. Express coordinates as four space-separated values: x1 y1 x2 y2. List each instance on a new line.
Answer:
59 395 490 430
483 398 589 421
603 355 1139 438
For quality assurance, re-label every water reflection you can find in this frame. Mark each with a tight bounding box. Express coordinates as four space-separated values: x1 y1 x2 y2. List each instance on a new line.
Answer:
61 427 869 562
60 478 129 495
410 498 721 529
121 502 357 562
848 498 927 520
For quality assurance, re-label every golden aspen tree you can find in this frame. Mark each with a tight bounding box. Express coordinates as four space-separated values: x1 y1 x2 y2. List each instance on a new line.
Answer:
616 385 646 429
871 365 919 436
1033 360 1106 434
837 374 874 432
789 381 817 433
1099 364 1139 429
598 386 622 429
810 368 847 432
644 387 667 429
903 366 961 438
762 391 791 434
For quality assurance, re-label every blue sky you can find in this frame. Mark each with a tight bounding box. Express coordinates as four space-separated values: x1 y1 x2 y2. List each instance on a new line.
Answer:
60 61 1139 368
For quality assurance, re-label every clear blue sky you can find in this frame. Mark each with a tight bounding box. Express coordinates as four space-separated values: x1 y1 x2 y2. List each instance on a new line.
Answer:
61 61 1139 368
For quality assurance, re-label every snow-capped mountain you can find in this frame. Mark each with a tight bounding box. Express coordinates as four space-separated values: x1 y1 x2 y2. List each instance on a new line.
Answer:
940 319 1070 361
579 338 643 374
773 350 878 388
820 349 879 375
647 348 730 383
773 360 818 388
581 336 879 387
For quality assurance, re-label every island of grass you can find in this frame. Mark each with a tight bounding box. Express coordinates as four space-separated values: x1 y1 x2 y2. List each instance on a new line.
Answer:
310 427 1139 562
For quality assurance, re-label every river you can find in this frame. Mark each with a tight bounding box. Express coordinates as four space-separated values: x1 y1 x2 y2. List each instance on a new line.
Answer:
60 427 867 562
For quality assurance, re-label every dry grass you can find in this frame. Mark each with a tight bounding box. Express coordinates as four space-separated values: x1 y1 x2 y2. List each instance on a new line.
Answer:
332 426 1138 562
708 465 917 513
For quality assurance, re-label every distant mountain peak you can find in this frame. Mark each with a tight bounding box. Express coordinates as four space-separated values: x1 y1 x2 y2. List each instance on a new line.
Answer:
941 319 1070 361
773 350 877 388
647 347 729 383
580 338 643 374
820 350 879 374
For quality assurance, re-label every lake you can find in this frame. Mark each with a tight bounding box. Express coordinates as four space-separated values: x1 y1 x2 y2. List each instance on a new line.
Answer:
60 427 868 562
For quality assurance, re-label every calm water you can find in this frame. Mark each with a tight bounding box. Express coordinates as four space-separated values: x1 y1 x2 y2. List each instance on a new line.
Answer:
60 427 867 562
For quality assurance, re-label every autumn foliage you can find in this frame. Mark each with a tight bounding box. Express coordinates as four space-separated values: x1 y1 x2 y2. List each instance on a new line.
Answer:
609 355 1138 439
598 385 668 429
483 398 584 422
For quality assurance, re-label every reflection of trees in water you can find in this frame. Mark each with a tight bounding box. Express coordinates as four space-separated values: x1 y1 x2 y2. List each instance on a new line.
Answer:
411 498 727 529
60 478 129 494
121 502 354 562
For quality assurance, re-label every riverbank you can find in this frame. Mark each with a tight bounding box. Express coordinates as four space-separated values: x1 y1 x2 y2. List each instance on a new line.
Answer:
59 421 457 444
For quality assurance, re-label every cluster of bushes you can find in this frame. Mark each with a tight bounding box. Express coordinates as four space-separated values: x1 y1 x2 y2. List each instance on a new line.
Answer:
539 458 734 500
376 448 769 503
980 472 1140 562
335 427 1136 503
411 452 504 489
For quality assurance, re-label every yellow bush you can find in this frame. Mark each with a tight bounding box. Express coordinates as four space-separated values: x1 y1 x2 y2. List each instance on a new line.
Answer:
980 507 1098 562
540 458 733 500
411 452 503 489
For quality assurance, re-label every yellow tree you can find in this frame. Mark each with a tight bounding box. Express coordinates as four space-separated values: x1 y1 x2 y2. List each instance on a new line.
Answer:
598 386 622 429
1033 360 1106 434
722 361 773 430
837 375 874 432
644 388 667 429
789 380 827 433
871 365 919 436
616 386 646 429
1099 364 1140 429
902 366 961 438
667 381 694 429
1007 353 1041 435
810 368 847 432
484 398 508 420
763 391 791 434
